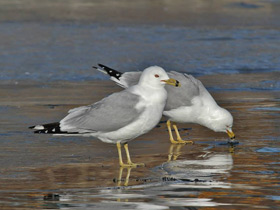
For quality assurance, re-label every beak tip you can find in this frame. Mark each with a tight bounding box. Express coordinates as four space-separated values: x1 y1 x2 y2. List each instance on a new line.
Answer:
163 78 181 87
226 129 235 139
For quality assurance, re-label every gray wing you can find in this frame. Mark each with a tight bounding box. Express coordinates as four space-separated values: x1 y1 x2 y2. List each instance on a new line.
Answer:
60 90 144 133
165 71 201 111
96 65 203 111
94 64 141 88
118 72 141 88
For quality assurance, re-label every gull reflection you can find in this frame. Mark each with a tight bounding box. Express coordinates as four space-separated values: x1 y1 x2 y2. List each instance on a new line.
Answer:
161 150 233 187
116 167 132 187
167 142 236 162
167 144 185 161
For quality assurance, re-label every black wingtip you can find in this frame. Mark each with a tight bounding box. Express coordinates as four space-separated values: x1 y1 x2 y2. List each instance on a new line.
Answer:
98 64 115 71
97 64 123 79
98 63 107 68
30 122 82 135
29 122 62 134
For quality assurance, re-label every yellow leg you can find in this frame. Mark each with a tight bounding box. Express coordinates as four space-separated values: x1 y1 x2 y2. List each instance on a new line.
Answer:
124 143 133 164
167 120 178 144
124 143 145 167
117 142 125 166
116 142 144 167
173 122 193 144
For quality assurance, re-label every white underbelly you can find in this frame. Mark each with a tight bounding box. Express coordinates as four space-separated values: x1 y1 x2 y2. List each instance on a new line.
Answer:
96 105 164 144
163 105 202 124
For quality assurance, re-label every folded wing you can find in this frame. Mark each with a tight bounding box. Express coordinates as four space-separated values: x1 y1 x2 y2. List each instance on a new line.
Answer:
59 90 144 133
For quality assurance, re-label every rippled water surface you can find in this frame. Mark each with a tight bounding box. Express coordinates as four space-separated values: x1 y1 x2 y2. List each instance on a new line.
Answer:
0 0 279 209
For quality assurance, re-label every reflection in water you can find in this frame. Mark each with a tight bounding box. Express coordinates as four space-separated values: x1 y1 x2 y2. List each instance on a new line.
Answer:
0 138 279 209
116 167 132 187
43 193 60 201
160 151 233 188
89 151 235 209
6 148 234 209
0 96 279 210
167 143 236 161
167 144 185 161
1 83 279 209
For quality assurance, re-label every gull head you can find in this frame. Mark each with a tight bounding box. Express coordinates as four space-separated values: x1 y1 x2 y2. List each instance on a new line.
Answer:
208 108 235 139
139 66 180 88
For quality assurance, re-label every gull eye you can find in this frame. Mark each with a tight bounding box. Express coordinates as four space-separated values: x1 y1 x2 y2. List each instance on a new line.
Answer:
154 74 159 78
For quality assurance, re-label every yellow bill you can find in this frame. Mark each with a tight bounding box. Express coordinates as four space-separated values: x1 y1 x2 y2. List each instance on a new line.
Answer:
162 78 181 87
226 129 235 139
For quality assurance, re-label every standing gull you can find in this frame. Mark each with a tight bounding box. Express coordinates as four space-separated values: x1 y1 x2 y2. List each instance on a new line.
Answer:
94 64 235 144
30 66 180 167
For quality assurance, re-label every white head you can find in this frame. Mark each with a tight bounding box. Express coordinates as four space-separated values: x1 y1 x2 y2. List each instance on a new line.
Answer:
207 107 235 139
138 66 180 88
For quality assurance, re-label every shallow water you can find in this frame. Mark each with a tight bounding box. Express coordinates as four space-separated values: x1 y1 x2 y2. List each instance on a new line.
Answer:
0 77 279 209
0 0 280 209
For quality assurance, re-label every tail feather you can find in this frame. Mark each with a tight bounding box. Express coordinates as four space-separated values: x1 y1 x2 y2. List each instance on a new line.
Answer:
29 122 76 134
93 64 123 80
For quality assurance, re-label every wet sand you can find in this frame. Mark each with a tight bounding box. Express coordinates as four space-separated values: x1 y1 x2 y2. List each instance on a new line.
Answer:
0 73 279 209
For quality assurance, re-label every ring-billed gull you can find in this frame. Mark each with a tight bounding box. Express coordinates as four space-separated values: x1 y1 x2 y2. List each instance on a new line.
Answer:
30 66 180 167
94 64 235 144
